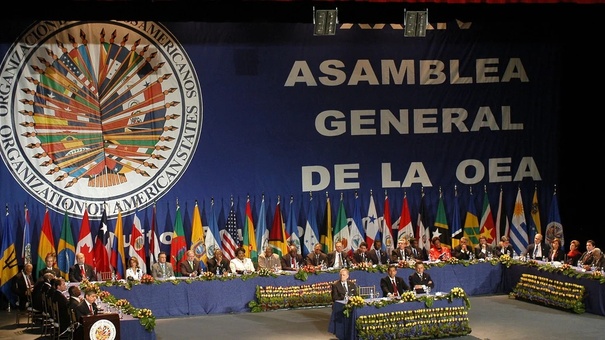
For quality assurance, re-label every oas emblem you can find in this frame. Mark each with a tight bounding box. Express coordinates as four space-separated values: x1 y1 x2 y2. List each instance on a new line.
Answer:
89 319 117 340
0 21 203 219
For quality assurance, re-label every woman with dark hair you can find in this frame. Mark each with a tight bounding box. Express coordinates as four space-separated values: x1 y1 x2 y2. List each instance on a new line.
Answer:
547 238 564 262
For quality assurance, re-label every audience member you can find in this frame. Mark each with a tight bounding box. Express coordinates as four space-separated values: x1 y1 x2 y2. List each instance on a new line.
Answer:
125 257 144 280
280 244 303 271
522 233 551 260
351 241 370 265
495 236 514 256
547 238 564 262
305 243 328 268
230 247 255 274
408 262 434 293
474 235 495 260
31 272 54 312
331 268 358 301
151 251 175 279
380 264 410 297
565 240 582 266
452 237 473 260
207 249 231 275
11 263 34 311
69 252 97 282
67 285 82 311
180 250 201 277
51 277 70 334
429 236 451 261
258 246 282 271
38 253 61 279
367 239 388 265
391 238 411 263
328 241 350 269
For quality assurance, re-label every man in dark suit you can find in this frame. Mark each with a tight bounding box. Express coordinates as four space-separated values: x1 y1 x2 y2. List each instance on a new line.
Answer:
50 278 70 334
367 239 388 265
11 263 34 310
331 268 358 301
380 264 410 297
328 241 350 269
305 243 328 268
75 289 98 321
206 249 231 275
180 250 201 277
408 262 434 293
281 244 304 271
31 272 54 312
38 253 61 280
474 235 495 259
495 236 514 257
67 286 82 311
391 239 411 263
408 238 425 261
351 242 370 265
68 252 97 282
522 233 551 260
452 237 474 260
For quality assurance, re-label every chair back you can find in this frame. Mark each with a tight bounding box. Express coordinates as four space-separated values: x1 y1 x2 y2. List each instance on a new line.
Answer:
358 285 376 299
97 272 113 281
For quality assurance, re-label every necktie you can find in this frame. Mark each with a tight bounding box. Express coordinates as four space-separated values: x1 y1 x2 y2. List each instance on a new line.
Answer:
291 257 296 268
89 304 93 313
338 253 342 266
80 265 85 277
190 261 194 269
401 250 404 260
316 255 320 265
392 279 398 295
343 281 348 293
377 250 381 264
413 248 417 257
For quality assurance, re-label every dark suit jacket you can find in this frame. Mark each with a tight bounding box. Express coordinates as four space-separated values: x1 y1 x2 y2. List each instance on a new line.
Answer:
408 271 434 292
75 300 98 321
207 257 231 275
474 244 495 259
351 250 369 265
68 263 97 282
391 248 411 262
406 246 425 261
524 242 551 260
495 244 514 257
452 245 473 260
38 267 61 280
31 280 52 311
366 248 388 265
327 251 350 268
11 271 34 310
380 275 410 297
280 253 304 270
51 289 70 332
547 248 565 262
305 252 328 267
331 279 358 301
180 259 201 276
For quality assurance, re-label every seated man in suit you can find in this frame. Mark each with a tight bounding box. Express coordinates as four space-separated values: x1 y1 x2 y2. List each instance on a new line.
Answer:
305 243 328 268
50 277 70 334
69 252 97 282
38 253 61 280
151 251 175 279
331 268 358 301
380 264 410 297
391 239 411 263
280 244 303 271
11 263 34 311
408 262 434 293
180 250 202 277
452 237 473 260
522 233 551 261
31 272 54 312
495 236 514 257
474 235 495 260
328 241 350 269
207 249 231 275
75 288 98 321
367 239 388 265
258 246 282 271
351 241 370 265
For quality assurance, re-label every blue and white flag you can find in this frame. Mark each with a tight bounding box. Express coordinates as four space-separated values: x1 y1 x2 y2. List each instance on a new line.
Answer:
510 188 529 255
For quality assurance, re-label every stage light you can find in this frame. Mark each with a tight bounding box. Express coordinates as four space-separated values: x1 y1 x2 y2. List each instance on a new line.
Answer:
313 7 338 36
404 9 428 37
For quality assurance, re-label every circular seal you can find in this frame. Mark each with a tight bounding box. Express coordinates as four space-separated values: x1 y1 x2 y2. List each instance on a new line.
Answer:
89 318 117 340
0 21 203 219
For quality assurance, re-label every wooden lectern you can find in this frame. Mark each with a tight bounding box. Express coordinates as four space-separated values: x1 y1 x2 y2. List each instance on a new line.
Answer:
81 313 121 340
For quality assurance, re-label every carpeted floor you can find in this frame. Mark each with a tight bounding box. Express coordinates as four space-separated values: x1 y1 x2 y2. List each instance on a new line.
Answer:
1 294 603 339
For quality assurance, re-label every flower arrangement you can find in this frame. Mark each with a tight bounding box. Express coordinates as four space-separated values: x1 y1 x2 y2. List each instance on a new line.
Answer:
80 280 101 293
115 299 130 308
199 271 215 280
294 265 317 281
140 274 155 284
399 290 417 302
499 254 512 267
511 273 586 313
257 268 276 277
134 308 155 331
446 257 459 265
98 291 111 300
248 281 333 312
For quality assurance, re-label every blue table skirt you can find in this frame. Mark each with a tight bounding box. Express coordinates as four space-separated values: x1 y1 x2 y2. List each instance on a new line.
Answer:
103 262 502 318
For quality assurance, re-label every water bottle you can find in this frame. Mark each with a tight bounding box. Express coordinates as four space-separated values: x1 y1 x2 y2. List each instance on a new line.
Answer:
216 266 220 275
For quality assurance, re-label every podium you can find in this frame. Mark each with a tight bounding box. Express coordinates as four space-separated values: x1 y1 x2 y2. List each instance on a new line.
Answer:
82 313 121 340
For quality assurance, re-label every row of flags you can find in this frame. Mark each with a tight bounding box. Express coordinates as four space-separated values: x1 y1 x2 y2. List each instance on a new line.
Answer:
0 185 564 300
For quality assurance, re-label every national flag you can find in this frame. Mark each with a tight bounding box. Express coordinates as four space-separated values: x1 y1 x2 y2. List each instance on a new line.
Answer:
395 193 414 242
303 194 320 257
479 189 496 245
285 196 301 254
382 193 394 255
243 196 258 263
463 191 481 247
37 208 56 279
170 204 187 272
269 198 288 256
148 202 161 271
255 196 269 258
364 191 380 249
1 207 19 304
93 208 111 274
347 192 365 256
495 186 510 245
510 188 529 256
21 204 32 266
433 191 451 249
320 195 334 253
76 208 94 265
190 201 207 269
416 192 431 252
529 186 542 241
205 199 221 260
451 188 462 248
333 194 351 255
162 204 174 256
545 189 564 249
220 200 239 260
111 210 126 279
57 210 76 280
129 210 147 274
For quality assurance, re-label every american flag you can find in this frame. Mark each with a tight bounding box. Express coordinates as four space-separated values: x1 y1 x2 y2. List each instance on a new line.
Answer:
221 202 239 260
